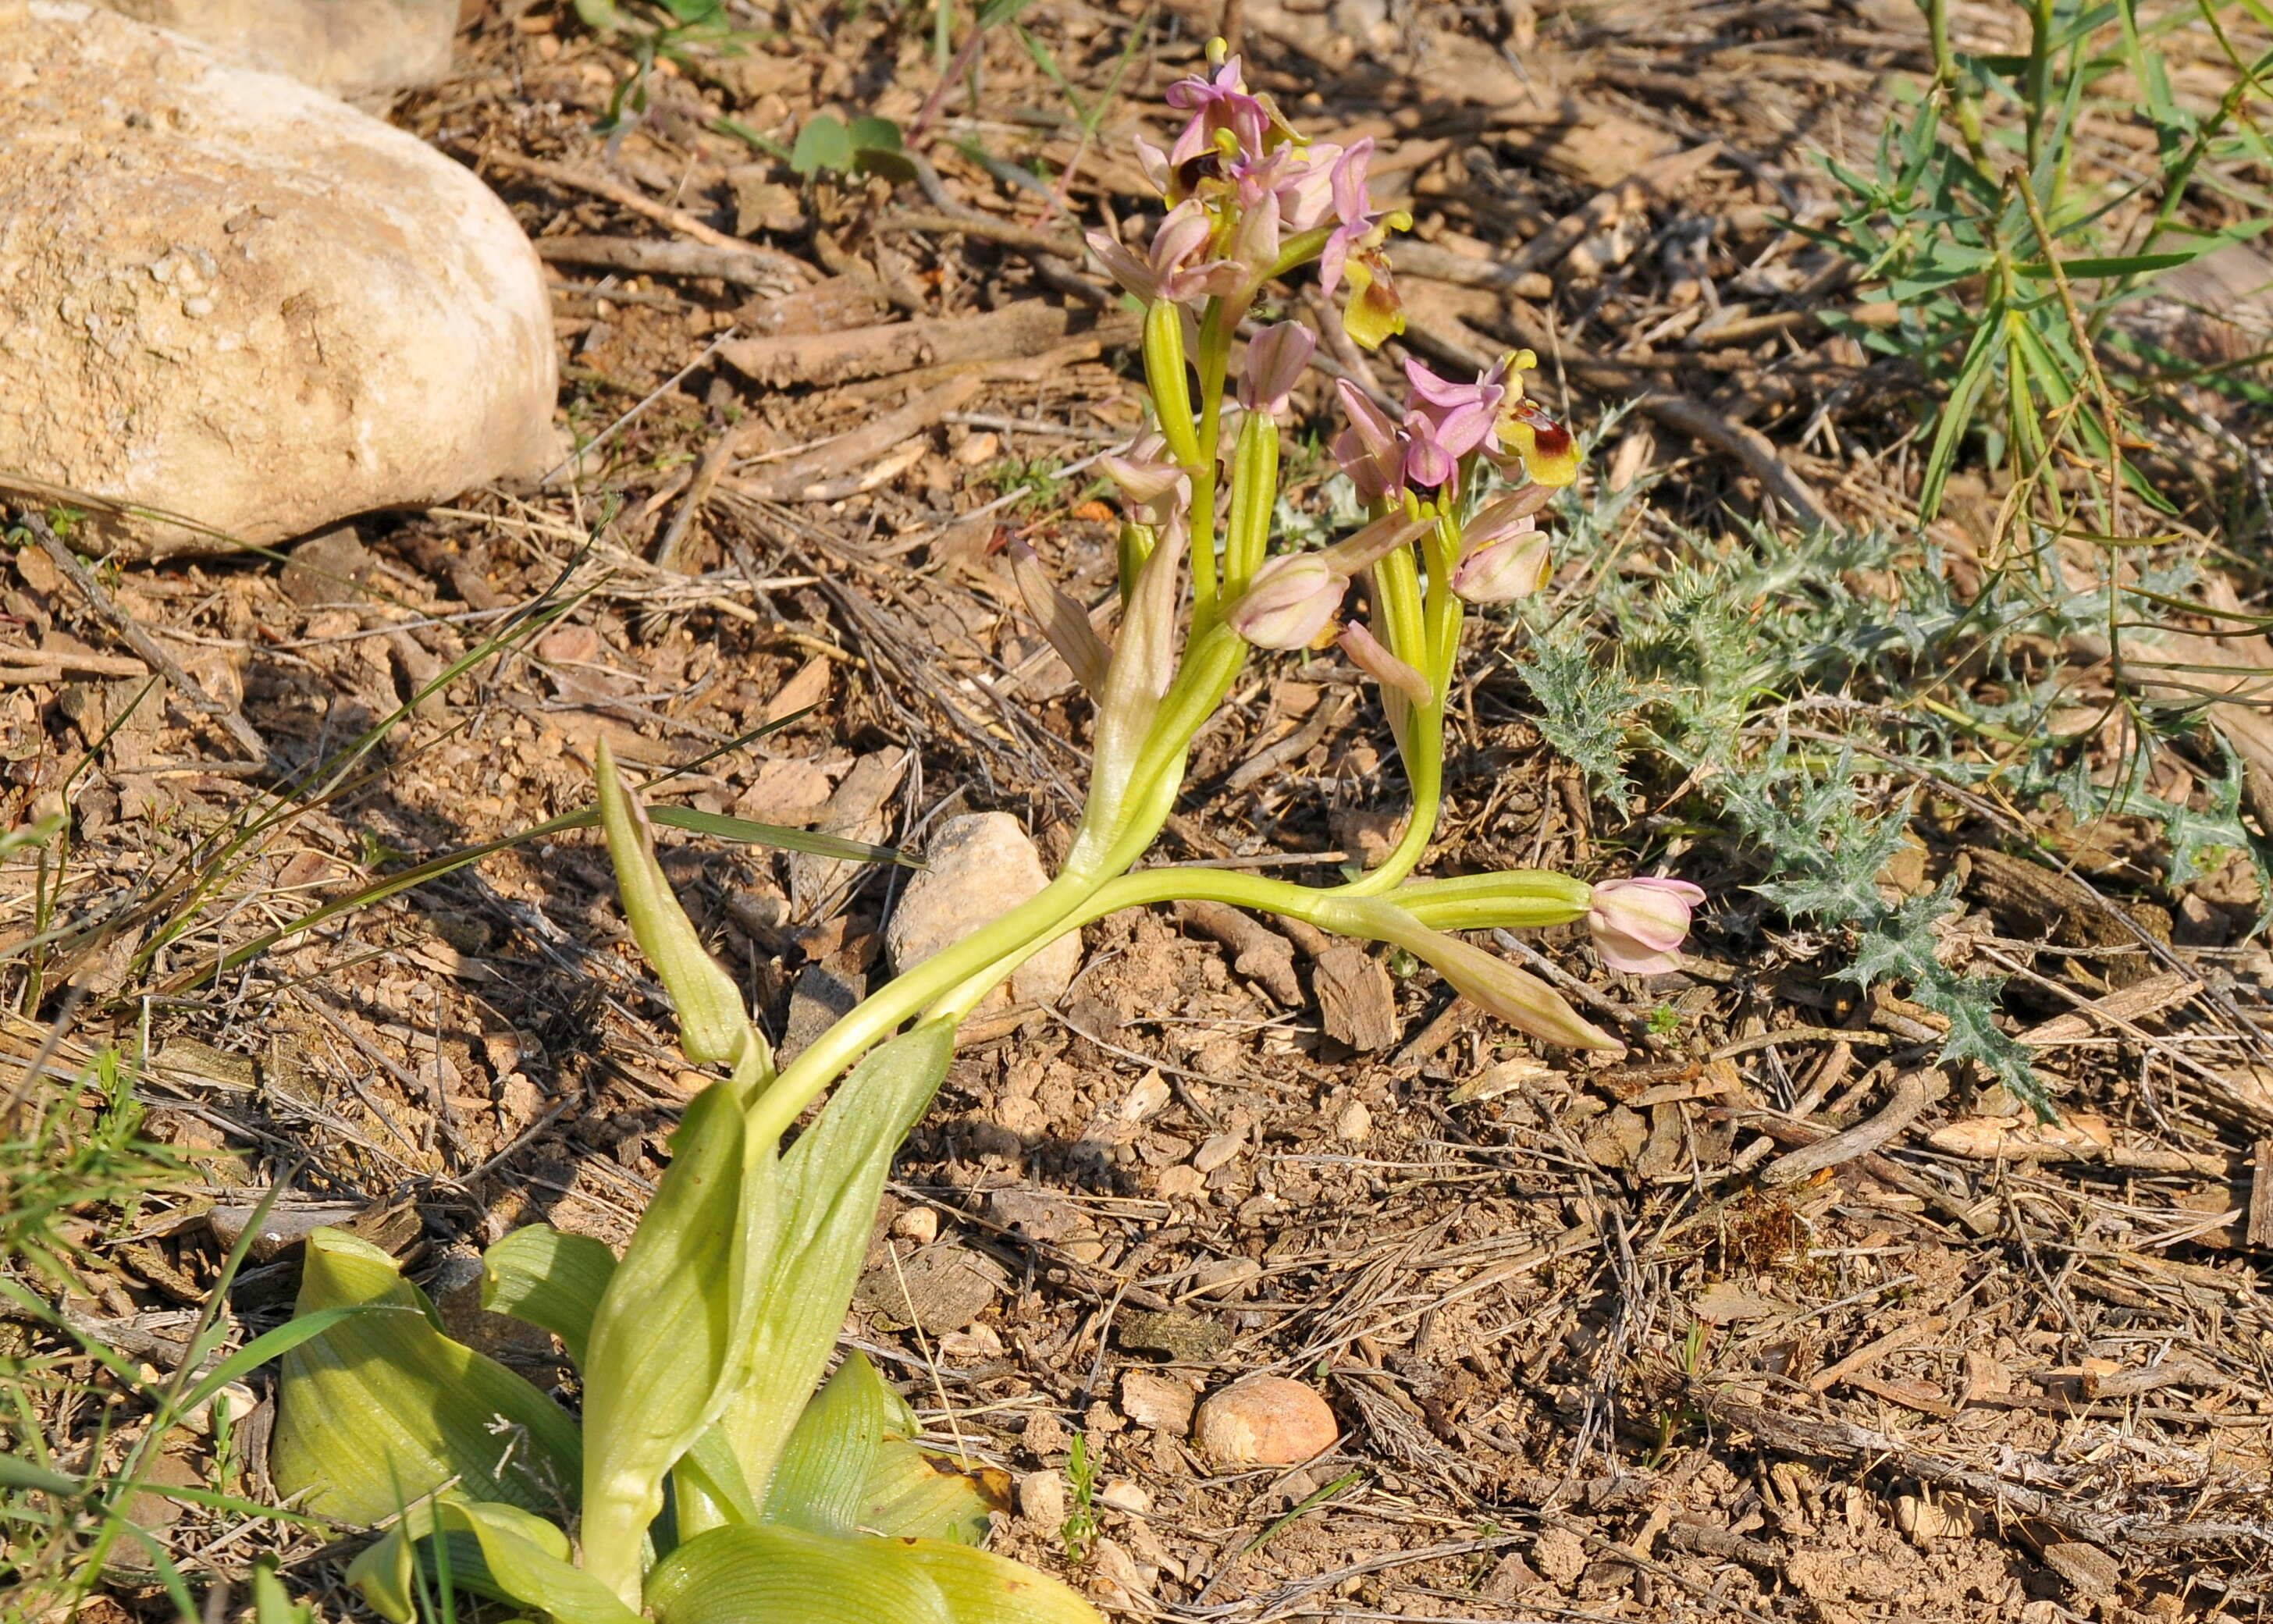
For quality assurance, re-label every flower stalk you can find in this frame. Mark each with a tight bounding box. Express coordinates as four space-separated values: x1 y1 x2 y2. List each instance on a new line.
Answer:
742 47 1706 1139
270 46 1706 1624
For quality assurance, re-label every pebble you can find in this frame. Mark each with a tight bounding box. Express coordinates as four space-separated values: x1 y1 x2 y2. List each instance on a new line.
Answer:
884 813 1081 1008
1118 1370 1197 1434
1335 1100 1374 1142
1120 1071 1172 1121
1017 1469 1066 1527
1022 1410 1067 1459
1189 1256 1261 1298
1192 1374 1338 1466
1097 1479 1152 1514
1191 1132 1245 1174
0 3 559 560
890 1206 940 1245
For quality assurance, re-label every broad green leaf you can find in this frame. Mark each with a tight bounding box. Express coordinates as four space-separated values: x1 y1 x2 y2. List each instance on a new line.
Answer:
481 1225 617 1368
897 1539 1105 1624
272 1230 581 1525
764 1352 890 1537
791 115 855 177
860 1437 1006 1547
848 115 903 152
744 1350 1003 1544
251 1562 312 1624
596 738 761 1069
644 1523 953 1624
348 1498 642 1624
579 1080 778 1604
713 1022 956 1519
847 115 915 181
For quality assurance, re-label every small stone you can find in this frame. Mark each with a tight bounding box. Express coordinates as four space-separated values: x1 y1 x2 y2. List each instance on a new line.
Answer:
1119 1370 1197 1434
280 526 372 606
1115 1309 1231 1362
1018 1469 1066 1527
1531 1526 1588 1587
885 813 1081 1008
1332 808 1407 868
1121 1071 1172 1122
1334 1100 1373 1142
1091 1537 1150 1603
1193 1375 1337 1466
1191 1132 1244 1174
988 1186 1089 1243
1098 1478 1152 1514
1483 1552 1545 1600
1190 1256 1261 1298
0 5 557 559
780 962 864 1064
1154 1164 1207 1202
1023 1410 1067 1458
891 1206 940 1245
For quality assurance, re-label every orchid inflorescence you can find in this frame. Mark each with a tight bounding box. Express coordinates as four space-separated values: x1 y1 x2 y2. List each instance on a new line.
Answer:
265 50 1702 1624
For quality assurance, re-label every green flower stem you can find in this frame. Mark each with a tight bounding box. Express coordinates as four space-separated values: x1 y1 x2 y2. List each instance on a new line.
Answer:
925 864 1595 1022
749 870 1095 1144
1341 703 1443 894
750 629 1253 1146
1188 299 1230 617
1225 410 1279 592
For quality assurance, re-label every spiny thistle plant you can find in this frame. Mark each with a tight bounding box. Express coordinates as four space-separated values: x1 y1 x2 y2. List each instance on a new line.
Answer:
268 46 1702 1623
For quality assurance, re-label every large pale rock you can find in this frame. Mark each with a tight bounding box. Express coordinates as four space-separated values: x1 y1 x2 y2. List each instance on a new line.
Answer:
0 2 559 559
885 812 1081 1008
95 0 459 95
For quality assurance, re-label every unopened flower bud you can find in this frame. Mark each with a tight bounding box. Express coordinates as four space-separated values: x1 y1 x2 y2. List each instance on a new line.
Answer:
1100 435 1189 523
1239 322 1316 418
1337 621 1432 707
1008 539 1113 694
1451 519 1550 602
1587 876 1705 975
1227 556 1343 649
1343 899 1620 1050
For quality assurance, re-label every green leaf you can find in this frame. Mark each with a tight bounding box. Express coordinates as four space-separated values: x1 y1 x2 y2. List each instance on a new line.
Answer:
843 115 914 180
791 115 855 177
647 1525 952 1624
481 1225 618 1368
578 1080 779 1604
251 1562 312 1624
349 1498 642 1624
644 803 912 868
763 1349 1002 1544
572 0 619 29
596 738 763 1070
2010 250 2199 278
271 1230 582 1525
713 1022 956 1520
859 1436 1005 1547
0 1455 80 1494
763 1353 891 1537
896 1538 1105 1624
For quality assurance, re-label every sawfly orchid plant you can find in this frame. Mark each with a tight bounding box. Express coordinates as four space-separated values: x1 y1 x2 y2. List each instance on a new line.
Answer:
269 45 1702 1624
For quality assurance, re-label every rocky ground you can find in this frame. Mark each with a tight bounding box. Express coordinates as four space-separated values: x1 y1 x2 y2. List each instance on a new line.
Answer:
5 0 2273 1619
